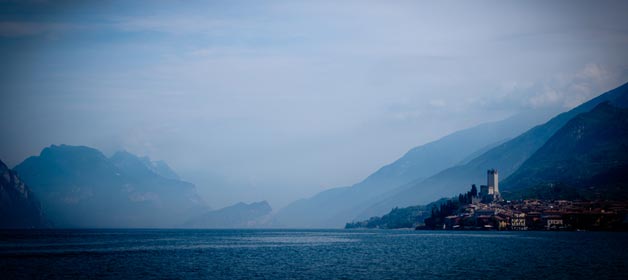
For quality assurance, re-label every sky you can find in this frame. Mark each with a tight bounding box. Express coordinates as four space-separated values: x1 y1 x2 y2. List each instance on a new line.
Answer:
1 0 628 209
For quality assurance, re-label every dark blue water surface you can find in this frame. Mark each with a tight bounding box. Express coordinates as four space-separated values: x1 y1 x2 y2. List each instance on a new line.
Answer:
1 229 627 279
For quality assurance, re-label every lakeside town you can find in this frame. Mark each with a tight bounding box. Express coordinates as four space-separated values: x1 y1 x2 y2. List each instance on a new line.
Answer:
418 169 628 231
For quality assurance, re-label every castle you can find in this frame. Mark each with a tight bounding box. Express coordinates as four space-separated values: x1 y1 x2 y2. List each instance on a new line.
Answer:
479 169 501 201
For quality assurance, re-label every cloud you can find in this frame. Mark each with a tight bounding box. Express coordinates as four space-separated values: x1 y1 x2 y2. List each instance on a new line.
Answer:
2 0 628 208
550 64 623 108
0 21 71 37
528 86 562 108
109 16 236 35
515 63 626 109
429 99 447 108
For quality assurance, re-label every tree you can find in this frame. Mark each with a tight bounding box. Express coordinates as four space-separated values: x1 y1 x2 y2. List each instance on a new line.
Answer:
471 184 478 198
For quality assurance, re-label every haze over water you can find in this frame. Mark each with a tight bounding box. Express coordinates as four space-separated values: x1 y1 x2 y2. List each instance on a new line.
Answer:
2 0 628 209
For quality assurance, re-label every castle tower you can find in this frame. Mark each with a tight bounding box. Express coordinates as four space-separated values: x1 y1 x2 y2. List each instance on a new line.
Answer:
487 169 499 198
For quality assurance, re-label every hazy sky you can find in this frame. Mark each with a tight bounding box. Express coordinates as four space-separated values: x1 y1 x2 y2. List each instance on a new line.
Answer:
1 0 628 209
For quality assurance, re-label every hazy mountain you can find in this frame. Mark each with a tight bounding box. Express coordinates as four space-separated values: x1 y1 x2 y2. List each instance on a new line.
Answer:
13 145 208 228
110 150 183 184
274 108 557 228
141 157 181 181
184 201 272 228
501 102 628 200
0 159 50 229
360 82 628 219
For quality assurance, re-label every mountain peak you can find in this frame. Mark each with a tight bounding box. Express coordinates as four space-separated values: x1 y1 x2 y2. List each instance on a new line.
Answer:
1 158 50 229
14 145 207 228
110 150 181 181
40 144 106 159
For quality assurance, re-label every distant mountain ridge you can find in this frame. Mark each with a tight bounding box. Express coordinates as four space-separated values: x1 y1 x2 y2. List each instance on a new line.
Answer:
501 102 628 200
274 108 558 228
14 145 208 228
184 201 272 228
111 151 181 181
358 82 628 220
0 159 50 228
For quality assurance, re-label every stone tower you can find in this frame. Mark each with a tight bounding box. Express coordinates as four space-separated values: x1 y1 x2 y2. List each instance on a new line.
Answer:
487 169 499 199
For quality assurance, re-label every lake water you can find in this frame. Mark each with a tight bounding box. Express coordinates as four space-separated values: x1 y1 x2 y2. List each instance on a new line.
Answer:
1 229 627 279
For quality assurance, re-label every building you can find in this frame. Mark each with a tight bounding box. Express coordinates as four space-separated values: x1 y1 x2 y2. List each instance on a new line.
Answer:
511 213 527 230
479 169 501 202
480 185 489 197
543 215 564 230
487 169 499 195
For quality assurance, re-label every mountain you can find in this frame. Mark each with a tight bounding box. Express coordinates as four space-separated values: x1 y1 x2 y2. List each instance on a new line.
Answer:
0 159 50 228
13 145 208 228
109 150 183 184
360 82 628 218
274 108 557 228
147 160 181 180
184 201 272 228
501 102 628 200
